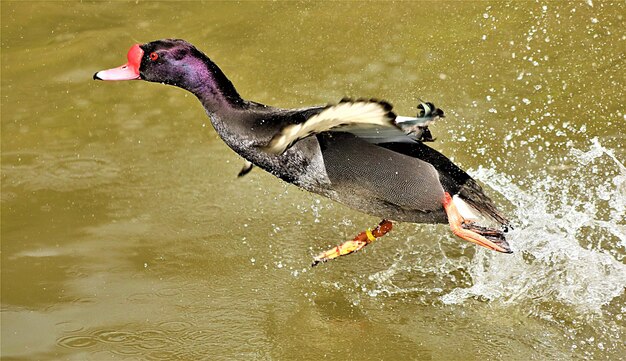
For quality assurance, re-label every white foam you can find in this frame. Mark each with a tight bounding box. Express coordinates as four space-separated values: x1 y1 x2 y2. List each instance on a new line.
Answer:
440 138 626 315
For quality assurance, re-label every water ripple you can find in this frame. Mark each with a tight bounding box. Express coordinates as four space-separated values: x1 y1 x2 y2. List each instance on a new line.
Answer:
158 320 193 333
56 321 202 357
92 329 137 344
57 335 98 349
1 151 120 192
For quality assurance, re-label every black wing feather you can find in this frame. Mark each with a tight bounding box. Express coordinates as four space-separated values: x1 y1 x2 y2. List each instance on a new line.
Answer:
378 141 510 226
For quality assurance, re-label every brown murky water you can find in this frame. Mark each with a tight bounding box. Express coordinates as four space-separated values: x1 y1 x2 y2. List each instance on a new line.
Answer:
2 2 625 360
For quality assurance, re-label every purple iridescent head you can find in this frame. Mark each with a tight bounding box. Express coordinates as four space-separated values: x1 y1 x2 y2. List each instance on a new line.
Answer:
94 39 201 85
94 39 241 105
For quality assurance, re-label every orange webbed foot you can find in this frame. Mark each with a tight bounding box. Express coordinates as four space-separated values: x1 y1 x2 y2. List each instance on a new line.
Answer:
443 193 512 253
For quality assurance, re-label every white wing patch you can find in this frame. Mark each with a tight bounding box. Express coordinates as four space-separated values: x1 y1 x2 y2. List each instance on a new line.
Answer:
394 116 439 134
395 116 419 123
264 100 396 154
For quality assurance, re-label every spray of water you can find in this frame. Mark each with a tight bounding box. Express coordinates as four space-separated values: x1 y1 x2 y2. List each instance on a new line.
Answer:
440 138 625 314
347 137 625 357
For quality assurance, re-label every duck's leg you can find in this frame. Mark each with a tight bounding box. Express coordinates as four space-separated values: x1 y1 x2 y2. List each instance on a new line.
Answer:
442 192 512 253
312 220 393 266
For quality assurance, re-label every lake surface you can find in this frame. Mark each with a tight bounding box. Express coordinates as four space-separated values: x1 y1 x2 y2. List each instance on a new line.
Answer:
2 1 624 360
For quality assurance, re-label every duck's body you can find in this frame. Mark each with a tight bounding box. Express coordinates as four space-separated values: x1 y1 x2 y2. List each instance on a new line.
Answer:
205 104 449 224
94 39 512 264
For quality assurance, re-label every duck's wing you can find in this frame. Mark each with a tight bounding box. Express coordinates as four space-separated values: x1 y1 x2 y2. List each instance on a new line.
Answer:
378 141 510 227
262 99 444 154
347 117 437 144
262 99 397 154
316 132 447 219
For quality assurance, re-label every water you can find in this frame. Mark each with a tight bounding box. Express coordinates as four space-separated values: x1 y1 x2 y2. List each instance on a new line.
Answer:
2 2 624 360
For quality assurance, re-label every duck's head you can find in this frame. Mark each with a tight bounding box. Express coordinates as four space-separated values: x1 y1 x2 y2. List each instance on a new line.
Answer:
94 39 242 106
94 39 206 86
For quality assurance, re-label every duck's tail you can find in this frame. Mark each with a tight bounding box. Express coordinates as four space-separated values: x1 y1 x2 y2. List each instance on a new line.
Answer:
455 178 511 229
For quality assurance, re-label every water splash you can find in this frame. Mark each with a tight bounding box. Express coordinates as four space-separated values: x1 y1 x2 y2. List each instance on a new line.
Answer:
441 138 626 315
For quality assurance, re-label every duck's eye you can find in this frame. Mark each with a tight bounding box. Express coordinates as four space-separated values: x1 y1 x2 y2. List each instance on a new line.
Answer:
149 52 159 61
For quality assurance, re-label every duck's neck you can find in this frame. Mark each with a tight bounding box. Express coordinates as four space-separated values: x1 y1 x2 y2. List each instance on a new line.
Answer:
177 52 268 159
181 52 245 115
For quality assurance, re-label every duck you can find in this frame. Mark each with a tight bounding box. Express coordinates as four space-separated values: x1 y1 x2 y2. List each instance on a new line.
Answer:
94 39 512 266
